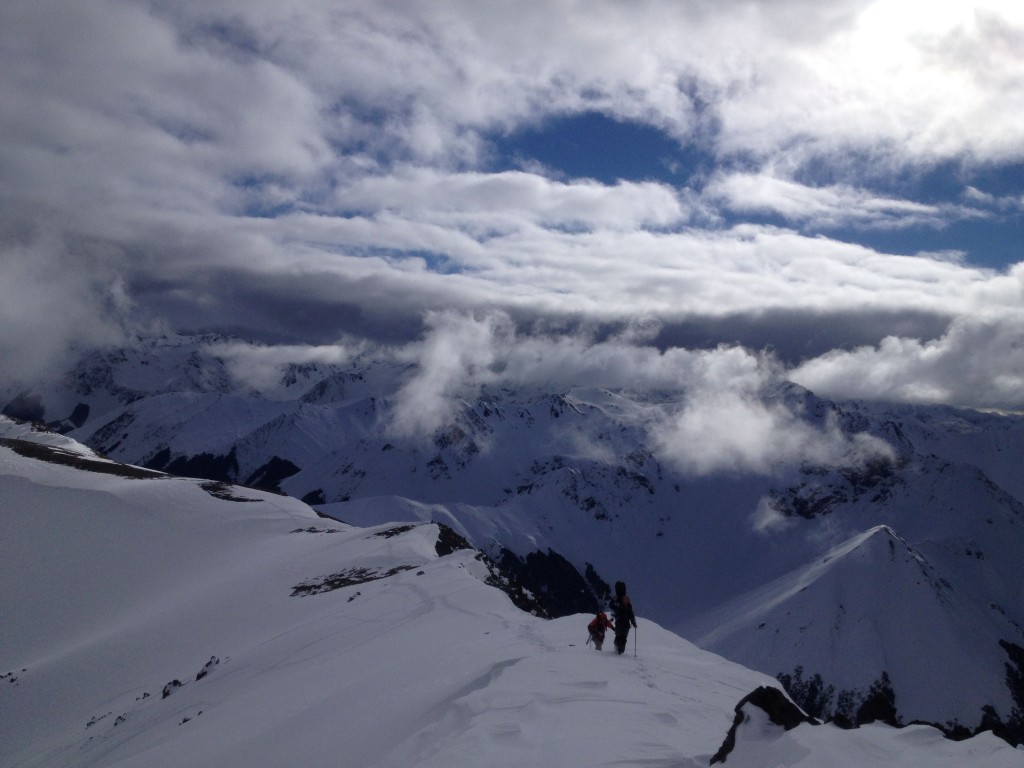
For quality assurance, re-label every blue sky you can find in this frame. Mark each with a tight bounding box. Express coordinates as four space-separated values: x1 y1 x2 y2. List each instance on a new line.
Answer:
493 112 711 188
2 0 1023 409
494 111 1023 270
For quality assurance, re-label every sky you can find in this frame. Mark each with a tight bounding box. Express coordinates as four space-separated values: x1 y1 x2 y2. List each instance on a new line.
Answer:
2 0 1024 410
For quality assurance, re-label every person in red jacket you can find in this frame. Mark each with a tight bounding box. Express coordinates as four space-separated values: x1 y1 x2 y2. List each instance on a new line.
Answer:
587 611 615 650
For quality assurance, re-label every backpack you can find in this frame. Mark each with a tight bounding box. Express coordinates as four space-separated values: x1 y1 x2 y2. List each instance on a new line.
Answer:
611 586 633 624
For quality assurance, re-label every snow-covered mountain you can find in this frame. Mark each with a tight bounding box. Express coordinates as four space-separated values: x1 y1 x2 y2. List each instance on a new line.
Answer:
4 334 1024 743
691 525 1018 730
2 418 1022 767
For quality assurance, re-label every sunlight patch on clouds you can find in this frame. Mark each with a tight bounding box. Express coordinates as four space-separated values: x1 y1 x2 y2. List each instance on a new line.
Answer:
851 0 975 70
717 0 1024 164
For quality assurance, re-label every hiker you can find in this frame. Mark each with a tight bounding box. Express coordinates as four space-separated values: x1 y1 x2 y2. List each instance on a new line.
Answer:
610 581 637 655
587 611 615 650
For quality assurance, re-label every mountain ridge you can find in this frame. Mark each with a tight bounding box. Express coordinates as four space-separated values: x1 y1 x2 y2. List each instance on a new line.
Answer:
2 418 1022 766
4 333 1024 741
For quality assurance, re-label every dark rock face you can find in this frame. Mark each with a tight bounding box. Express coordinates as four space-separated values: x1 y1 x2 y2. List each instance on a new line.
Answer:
711 686 815 764
475 553 550 619
146 447 239 484
291 566 416 597
301 488 326 506
497 548 601 618
2 392 44 422
996 640 1024 745
0 438 165 480
434 524 472 557
584 562 611 604
855 672 899 727
48 402 91 433
770 457 903 520
739 685 814 731
245 456 300 493
67 402 91 428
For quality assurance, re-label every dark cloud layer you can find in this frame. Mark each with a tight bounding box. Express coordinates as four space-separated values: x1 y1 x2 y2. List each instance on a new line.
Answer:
657 309 953 365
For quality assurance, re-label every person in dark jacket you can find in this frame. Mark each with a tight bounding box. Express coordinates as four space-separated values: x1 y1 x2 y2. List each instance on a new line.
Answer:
587 611 615 650
609 581 636 655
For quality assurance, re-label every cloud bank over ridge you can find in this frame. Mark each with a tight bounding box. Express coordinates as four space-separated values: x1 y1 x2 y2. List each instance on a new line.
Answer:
210 310 898 477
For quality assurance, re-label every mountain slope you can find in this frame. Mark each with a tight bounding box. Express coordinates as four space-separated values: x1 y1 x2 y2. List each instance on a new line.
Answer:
5 335 1024 740
691 525 1016 729
2 422 1022 767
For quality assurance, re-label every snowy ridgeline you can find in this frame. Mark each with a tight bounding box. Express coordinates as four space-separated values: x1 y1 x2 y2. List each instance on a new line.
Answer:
1 421 1022 767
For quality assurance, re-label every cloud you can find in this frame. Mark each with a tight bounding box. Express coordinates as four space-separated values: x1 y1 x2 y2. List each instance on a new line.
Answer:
1 0 1022 414
383 311 896 476
790 275 1024 410
706 171 978 230
208 339 366 396
713 0 1024 165
276 207 988 325
963 186 1024 213
0 232 130 383
334 167 690 232
650 367 896 477
388 310 514 438
751 496 798 535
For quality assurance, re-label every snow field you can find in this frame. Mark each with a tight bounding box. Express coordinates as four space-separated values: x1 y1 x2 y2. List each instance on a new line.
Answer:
2 430 1023 767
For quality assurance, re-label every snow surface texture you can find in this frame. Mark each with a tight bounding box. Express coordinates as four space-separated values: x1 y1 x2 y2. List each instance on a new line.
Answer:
5 335 1024 737
2 424 1022 767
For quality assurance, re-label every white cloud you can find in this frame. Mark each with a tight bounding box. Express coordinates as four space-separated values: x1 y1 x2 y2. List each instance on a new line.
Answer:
650 375 896 477
275 205 992 322
790 286 1024 410
751 496 797 535
388 311 513 438
963 186 1024 213
334 168 690 232
208 339 365 395
0 233 129 383
706 171 977 230
383 311 897 476
714 0 1024 164
1 0 1022 411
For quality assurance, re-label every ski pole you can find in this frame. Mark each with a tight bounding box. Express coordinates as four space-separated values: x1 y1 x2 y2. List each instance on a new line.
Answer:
634 623 637 657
